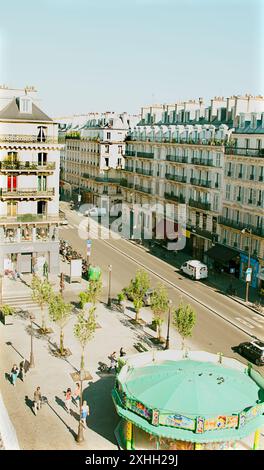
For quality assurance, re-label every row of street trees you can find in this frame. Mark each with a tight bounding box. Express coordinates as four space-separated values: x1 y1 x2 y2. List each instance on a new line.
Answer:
123 269 196 349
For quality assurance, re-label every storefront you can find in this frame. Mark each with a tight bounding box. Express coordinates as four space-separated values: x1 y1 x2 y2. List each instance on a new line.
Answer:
205 244 240 277
112 350 264 450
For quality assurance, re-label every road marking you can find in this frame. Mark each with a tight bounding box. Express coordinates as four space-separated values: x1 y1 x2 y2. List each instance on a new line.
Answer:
252 316 264 323
235 317 254 329
244 317 263 328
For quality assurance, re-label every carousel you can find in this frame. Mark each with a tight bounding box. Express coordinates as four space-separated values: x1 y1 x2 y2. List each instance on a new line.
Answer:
112 350 264 450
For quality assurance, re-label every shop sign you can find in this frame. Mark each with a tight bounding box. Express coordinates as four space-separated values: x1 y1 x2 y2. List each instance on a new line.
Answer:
204 415 238 431
152 409 159 426
127 399 151 421
159 413 195 430
196 417 205 433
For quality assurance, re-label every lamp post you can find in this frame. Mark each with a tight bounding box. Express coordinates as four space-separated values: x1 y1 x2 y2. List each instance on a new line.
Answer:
29 314 35 368
60 272 65 297
87 216 91 270
241 228 252 303
165 300 172 350
107 264 112 307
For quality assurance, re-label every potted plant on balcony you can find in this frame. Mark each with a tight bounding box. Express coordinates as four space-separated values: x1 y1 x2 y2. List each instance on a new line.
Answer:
0 304 15 325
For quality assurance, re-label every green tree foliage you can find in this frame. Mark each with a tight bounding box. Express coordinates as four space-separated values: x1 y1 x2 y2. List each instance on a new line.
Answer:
79 275 102 308
127 270 150 322
173 303 196 350
49 294 72 355
74 305 97 370
31 276 53 332
150 284 169 341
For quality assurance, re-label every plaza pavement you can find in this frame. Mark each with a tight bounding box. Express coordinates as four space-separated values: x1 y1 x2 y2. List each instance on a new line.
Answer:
0 260 263 450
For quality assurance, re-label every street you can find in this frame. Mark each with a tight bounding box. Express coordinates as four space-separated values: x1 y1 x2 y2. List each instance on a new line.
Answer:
60 202 264 370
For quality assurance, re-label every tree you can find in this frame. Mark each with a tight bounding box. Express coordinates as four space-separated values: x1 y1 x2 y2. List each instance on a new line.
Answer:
173 303 196 350
31 276 53 333
150 284 169 342
79 275 102 309
74 305 97 370
49 293 72 355
127 270 150 322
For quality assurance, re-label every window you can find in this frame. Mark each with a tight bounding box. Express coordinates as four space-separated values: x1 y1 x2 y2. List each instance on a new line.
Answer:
118 145 122 154
225 184 231 200
105 145 109 154
107 132 111 140
105 158 109 167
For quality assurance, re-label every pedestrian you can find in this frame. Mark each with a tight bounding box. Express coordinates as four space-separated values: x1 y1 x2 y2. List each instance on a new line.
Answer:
19 358 26 382
65 388 72 413
120 347 126 358
80 400 89 427
33 386 42 415
73 383 80 406
109 351 117 371
12 270 18 281
11 364 19 386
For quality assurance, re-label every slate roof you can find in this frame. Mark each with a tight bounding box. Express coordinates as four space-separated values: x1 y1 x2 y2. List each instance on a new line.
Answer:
0 98 53 122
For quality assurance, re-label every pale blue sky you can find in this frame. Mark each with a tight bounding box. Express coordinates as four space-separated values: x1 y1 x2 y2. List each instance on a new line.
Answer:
1 0 263 116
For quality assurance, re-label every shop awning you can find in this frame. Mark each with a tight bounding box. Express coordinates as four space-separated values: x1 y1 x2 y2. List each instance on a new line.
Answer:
205 244 238 265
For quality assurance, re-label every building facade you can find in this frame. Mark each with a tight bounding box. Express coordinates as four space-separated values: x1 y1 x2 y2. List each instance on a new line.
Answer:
121 95 264 288
0 86 61 275
59 112 138 209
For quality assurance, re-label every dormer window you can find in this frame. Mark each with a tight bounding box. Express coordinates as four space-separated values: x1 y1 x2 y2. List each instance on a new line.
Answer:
19 97 32 114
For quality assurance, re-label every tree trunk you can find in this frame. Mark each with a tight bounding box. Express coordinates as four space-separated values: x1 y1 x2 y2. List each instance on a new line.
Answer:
181 337 185 350
60 328 64 355
41 305 46 332
135 308 140 322
157 324 161 342
81 348 85 370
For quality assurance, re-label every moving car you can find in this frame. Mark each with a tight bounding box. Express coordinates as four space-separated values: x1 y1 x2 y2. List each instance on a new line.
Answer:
85 207 107 217
180 260 208 280
237 340 264 366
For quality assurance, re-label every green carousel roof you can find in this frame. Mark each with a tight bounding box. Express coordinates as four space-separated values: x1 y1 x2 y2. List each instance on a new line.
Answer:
121 360 262 417
113 358 264 442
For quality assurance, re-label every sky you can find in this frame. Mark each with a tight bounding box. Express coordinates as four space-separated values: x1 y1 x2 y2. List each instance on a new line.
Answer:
0 0 263 117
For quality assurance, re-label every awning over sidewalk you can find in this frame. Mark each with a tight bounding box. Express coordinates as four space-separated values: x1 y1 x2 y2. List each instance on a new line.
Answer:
205 244 238 265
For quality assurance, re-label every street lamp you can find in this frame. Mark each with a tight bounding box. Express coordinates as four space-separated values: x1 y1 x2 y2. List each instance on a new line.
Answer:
29 313 35 368
60 272 65 297
165 300 172 350
241 228 253 303
107 264 112 307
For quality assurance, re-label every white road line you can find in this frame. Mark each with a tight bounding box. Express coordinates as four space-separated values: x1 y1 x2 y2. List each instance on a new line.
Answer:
252 316 264 323
235 317 255 329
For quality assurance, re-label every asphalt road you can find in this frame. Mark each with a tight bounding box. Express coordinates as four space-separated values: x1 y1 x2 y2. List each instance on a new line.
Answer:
59 202 264 371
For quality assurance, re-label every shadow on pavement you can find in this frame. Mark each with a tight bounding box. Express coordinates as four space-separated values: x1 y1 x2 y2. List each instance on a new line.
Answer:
83 376 118 445
48 401 77 440
25 395 35 415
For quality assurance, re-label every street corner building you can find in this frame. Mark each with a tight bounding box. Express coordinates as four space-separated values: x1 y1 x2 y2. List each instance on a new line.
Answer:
112 350 264 450
0 86 62 281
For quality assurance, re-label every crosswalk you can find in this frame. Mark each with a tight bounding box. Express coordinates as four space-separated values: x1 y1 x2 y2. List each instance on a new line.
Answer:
235 315 264 331
61 219 122 240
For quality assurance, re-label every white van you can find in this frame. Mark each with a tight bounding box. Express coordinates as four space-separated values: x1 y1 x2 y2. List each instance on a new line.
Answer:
85 207 107 217
180 260 208 280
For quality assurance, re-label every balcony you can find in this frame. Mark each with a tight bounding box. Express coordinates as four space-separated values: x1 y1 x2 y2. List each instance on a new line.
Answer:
0 161 56 173
189 199 211 211
134 185 152 195
0 188 55 200
123 167 134 173
0 135 58 145
164 193 186 203
136 151 154 159
120 179 134 189
125 150 136 157
191 158 215 167
165 173 187 183
95 177 120 183
166 155 188 164
135 168 153 176
190 178 212 188
225 147 264 158
219 217 264 237
0 214 61 226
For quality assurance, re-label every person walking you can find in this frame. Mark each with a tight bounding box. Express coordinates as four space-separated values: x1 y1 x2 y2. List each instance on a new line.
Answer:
73 383 80 406
65 388 72 414
33 386 42 415
120 347 126 358
109 352 117 372
11 364 19 386
19 359 26 382
80 400 89 428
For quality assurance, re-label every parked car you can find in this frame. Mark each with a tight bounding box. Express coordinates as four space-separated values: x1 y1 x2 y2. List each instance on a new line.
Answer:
237 340 264 366
180 260 208 280
143 288 154 306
